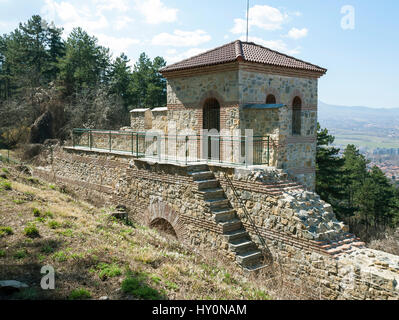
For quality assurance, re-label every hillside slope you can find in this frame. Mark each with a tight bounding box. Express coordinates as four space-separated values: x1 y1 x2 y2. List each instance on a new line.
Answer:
0 162 272 300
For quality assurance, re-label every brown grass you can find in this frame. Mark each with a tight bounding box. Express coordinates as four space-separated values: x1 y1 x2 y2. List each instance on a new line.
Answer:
0 162 275 300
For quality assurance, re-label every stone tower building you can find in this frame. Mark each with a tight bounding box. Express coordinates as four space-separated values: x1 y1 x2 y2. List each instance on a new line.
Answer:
130 40 327 190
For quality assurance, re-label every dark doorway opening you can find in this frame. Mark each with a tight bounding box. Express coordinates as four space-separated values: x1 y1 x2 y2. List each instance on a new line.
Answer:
150 218 178 239
202 98 221 160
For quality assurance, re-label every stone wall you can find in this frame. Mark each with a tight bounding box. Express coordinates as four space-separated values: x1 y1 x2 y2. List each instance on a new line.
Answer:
167 70 239 106
238 70 318 189
130 108 152 131
33 147 399 300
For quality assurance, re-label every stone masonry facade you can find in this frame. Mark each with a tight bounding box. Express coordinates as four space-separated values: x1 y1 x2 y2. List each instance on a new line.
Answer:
129 64 318 189
33 147 399 300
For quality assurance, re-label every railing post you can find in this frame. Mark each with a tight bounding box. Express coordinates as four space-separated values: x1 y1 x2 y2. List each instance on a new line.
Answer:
72 130 75 148
109 131 112 152
131 132 133 154
136 133 139 157
89 129 92 150
267 136 270 166
185 135 188 165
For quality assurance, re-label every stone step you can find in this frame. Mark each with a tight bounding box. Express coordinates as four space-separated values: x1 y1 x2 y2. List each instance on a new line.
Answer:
213 208 236 222
190 171 215 181
205 198 230 209
242 263 268 272
199 188 225 200
220 219 243 233
229 238 257 254
223 229 250 242
195 179 219 190
236 250 263 267
187 164 209 173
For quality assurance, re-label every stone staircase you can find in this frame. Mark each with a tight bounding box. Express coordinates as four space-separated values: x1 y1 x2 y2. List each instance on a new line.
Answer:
188 164 265 271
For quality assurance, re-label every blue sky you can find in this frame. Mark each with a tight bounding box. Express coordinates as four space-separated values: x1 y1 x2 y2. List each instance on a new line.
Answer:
0 0 398 108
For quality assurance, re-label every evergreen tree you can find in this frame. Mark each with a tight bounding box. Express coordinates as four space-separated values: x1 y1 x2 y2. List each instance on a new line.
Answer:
130 53 166 108
58 27 111 95
316 123 345 216
109 53 132 110
341 144 369 218
356 166 396 228
0 15 65 99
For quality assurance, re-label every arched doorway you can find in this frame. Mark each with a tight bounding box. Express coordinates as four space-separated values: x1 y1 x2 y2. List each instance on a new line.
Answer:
150 218 178 239
292 96 302 135
202 98 221 160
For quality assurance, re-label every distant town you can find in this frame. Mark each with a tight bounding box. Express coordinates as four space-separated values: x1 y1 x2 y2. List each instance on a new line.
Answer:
367 148 399 184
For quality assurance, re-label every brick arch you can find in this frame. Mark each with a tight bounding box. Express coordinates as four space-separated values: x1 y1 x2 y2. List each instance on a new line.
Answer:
199 90 226 108
265 87 280 104
289 89 305 110
145 200 188 241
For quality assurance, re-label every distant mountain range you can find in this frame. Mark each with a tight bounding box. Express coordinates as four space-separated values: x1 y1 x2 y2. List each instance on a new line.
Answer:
317 101 399 150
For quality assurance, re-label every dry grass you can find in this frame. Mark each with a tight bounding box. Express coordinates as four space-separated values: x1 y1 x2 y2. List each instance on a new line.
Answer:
0 162 283 300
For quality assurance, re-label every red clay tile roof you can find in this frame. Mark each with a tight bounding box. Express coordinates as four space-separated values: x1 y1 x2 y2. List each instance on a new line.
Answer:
160 40 327 74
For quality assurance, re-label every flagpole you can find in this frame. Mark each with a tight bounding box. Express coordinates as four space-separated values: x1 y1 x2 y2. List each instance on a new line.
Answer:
246 0 249 42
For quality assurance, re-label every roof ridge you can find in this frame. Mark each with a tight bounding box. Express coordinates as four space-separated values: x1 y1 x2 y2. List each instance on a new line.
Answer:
160 39 327 74
234 40 244 60
160 40 238 72
241 41 327 72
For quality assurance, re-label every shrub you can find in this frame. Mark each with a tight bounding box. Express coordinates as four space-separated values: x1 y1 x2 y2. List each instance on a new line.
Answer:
121 275 161 300
164 280 179 291
32 208 41 217
13 249 28 259
68 288 91 300
43 211 54 218
48 220 61 229
27 177 40 184
41 244 55 254
1 181 12 190
53 251 68 262
0 249 5 257
24 224 39 238
96 262 122 280
49 184 56 190
0 226 13 237
253 289 270 300
2 168 9 173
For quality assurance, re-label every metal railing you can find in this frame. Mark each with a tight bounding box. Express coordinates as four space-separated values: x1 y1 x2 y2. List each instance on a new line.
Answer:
223 172 273 265
71 128 273 166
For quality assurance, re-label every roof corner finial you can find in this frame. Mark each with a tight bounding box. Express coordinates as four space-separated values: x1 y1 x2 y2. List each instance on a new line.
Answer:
246 0 250 42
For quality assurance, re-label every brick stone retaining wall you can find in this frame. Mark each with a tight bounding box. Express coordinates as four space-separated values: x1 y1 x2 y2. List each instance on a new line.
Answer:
32 147 399 300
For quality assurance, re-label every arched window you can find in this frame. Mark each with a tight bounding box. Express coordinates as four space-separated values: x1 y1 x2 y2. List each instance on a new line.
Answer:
292 96 302 135
266 94 276 104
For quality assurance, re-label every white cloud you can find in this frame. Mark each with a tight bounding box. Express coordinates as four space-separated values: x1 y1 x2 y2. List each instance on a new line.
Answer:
231 5 288 34
135 0 178 24
165 47 210 65
41 0 139 58
93 0 129 12
114 16 134 31
243 36 300 56
166 49 177 55
286 27 308 40
41 0 109 35
96 33 140 57
152 29 211 47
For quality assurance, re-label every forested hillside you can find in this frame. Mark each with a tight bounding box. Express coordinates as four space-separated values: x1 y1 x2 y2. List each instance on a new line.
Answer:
316 124 399 248
0 15 167 148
